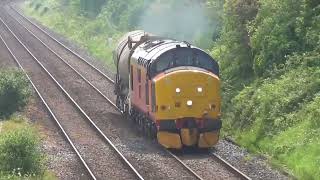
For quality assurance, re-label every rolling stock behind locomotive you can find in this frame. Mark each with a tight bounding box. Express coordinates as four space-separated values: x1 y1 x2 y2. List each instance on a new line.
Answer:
113 30 221 149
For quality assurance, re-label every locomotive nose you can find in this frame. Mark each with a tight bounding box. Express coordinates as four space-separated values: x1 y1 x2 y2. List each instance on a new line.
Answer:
153 69 221 148
154 68 220 118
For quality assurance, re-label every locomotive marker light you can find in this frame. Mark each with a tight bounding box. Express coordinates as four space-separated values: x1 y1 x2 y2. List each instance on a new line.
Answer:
187 100 193 106
176 88 181 93
197 87 203 93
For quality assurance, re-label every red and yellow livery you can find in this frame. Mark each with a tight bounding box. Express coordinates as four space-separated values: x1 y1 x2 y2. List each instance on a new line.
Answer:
114 31 221 149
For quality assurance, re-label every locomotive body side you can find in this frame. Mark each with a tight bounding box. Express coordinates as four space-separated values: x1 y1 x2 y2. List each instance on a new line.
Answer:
114 31 222 149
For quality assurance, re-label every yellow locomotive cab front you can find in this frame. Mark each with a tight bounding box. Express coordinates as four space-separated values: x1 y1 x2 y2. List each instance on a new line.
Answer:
153 68 221 149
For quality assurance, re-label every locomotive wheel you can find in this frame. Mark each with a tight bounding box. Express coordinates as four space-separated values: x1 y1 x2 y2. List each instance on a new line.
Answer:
134 114 138 123
123 103 128 115
116 96 123 112
136 116 139 127
151 123 157 139
138 117 143 132
145 122 151 138
116 96 120 108
142 119 146 135
129 109 134 122
148 123 154 139
131 110 136 122
143 120 149 137
142 118 147 134
130 109 155 139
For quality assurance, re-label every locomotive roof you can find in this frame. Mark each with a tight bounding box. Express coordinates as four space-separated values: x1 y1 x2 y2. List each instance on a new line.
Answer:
133 39 196 64
131 37 219 77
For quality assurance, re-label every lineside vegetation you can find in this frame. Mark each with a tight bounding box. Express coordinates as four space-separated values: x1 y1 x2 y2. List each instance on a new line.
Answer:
24 0 320 178
0 69 54 179
0 69 31 118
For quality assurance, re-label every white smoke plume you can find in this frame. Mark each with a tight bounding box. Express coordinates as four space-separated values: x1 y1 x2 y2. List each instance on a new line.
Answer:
139 0 211 43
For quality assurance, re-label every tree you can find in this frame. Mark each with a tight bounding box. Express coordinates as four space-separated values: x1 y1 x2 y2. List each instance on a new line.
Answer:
214 0 258 80
80 0 106 17
249 0 320 75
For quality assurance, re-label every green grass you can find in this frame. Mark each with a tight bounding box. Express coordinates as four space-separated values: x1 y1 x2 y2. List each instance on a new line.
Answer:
0 69 31 119
0 171 56 180
0 115 56 179
227 59 320 179
23 0 121 71
0 115 28 133
22 0 320 179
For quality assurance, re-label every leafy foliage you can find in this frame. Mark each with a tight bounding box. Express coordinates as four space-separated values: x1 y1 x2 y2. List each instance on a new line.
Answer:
24 0 320 178
101 0 147 31
79 0 106 17
249 0 320 75
229 51 320 179
0 119 44 176
0 69 31 119
213 0 258 80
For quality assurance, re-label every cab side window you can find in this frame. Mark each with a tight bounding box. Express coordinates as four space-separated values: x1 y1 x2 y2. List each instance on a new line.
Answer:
138 69 141 98
130 66 134 90
146 80 149 105
138 69 141 83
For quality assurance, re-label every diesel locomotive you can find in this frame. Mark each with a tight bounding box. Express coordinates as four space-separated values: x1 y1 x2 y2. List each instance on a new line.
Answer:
114 30 221 149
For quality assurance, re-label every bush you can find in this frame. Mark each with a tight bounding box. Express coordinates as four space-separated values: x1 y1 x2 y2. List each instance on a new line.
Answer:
226 52 320 178
0 69 31 119
0 126 44 176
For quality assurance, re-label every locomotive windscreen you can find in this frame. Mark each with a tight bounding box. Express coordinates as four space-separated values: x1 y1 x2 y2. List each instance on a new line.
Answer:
149 48 219 77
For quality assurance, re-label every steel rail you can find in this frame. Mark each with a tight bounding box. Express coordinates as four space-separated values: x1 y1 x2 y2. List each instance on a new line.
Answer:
212 152 252 180
9 12 203 179
8 11 205 178
7 9 211 179
166 150 204 180
11 6 115 84
0 23 96 180
10 7 251 180
6 10 117 108
0 14 144 180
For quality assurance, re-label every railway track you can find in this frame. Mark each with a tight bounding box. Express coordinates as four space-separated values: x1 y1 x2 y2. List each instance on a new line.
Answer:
3 5 252 179
212 152 251 180
0 32 95 180
7 6 202 179
0 9 143 180
4 6 200 179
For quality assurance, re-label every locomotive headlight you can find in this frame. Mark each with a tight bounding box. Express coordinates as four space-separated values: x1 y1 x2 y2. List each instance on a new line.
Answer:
187 100 193 106
176 88 181 93
197 87 203 93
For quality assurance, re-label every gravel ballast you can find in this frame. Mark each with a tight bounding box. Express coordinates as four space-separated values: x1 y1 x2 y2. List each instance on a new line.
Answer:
4 2 292 179
0 9 87 180
0 10 139 179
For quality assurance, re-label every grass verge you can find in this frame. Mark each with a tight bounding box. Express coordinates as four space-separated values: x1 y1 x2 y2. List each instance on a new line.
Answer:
22 1 320 179
0 115 56 179
225 52 320 179
23 0 121 71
